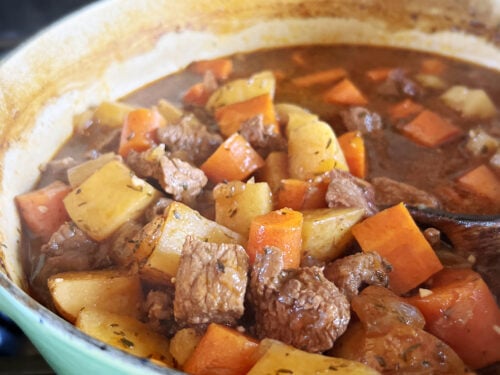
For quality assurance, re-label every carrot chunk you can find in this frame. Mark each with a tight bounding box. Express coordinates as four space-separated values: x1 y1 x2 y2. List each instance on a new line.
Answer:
200 133 265 184
183 323 259 375
402 110 462 147
277 178 328 211
291 68 347 87
215 94 278 138
182 82 211 107
420 58 446 75
365 67 393 82
388 99 424 120
408 268 500 369
16 181 72 241
457 164 500 205
323 78 368 106
190 58 233 80
351 203 443 294
118 108 165 157
338 131 366 178
247 208 303 268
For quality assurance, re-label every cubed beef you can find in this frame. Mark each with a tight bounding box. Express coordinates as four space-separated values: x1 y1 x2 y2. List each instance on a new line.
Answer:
239 115 287 158
144 288 178 336
326 169 378 216
249 246 350 353
126 146 207 204
324 251 392 301
340 107 383 134
156 115 222 165
174 236 249 326
377 68 422 98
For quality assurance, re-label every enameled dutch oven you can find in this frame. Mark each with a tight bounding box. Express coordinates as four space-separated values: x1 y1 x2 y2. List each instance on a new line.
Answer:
1 0 499 373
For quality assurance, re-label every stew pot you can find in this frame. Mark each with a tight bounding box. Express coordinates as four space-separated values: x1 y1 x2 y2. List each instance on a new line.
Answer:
1 0 499 373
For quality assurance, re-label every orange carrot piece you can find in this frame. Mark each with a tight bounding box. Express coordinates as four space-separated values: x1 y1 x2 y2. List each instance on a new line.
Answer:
457 164 500 205
200 133 265 184
408 268 500 369
247 208 303 268
215 94 278 138
388 99 424 120
277 179 328 211
420 58 446 75
351 203 443 295
338 131 366 179
182 82 211 107
365 67 393 82
190 58 233 80
256 151 289 196
16 181 72 241
402 110 462 147
323 78 368 106
118 108 165 157
183 323 259 375
291 68 347 87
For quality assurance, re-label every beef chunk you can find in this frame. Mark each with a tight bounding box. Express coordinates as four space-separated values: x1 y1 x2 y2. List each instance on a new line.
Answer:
249 246 350 353
144 288 177 336
340 107 383 134
39 157 78 183
126 146 207 204
33 222 112 300
371 176 441 209
377 68 422 98
156 115 222 165
324 252 392 301
326 169 378 217
239 115 287 157
174 236 249 326
106 217 164 267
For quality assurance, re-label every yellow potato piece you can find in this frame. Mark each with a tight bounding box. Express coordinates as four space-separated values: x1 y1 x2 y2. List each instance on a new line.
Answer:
206 70 275 111
76 308 173 367
48 269 143 323
67 152 118 188
64 160 160 241
214 180 273 238
247 339 379 374
441 85 496 119
288 118 348 179
302 207 364 262
169 328 201 367
141 202 245 282
93 101 135 128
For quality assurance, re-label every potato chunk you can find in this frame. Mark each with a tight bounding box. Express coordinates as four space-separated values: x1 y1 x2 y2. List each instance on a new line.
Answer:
169 328 202 367
67 152 118 188
214 180 273 237
48 270 143 323
76 308 173 367
288 116 348 179
206 71 275 111
64 160 160 241
247 339 378 374
141 202 245 282
93 101 135 128
302 207 364 262
441 85 496 119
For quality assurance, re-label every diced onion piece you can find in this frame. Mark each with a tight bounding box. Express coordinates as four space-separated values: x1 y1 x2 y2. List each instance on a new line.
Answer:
441 86 496 119
465 128 499 156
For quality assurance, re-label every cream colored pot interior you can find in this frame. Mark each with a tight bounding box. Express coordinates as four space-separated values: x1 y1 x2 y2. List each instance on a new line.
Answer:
1 0 500 289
